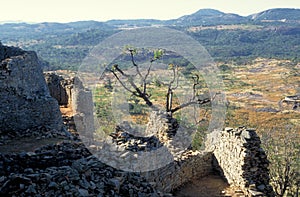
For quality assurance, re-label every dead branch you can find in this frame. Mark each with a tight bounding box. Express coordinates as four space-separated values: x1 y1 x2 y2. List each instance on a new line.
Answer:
171 98 211 114
111 64 156 109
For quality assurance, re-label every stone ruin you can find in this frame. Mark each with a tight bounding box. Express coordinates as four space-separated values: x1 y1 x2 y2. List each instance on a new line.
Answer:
44 72 95 139
44 72 73 106
0 42 275 196
45 72 275 196
206 127 275 196
0 42 63 135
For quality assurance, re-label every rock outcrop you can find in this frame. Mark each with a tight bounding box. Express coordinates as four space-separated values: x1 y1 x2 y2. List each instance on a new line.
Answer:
0 43 63 134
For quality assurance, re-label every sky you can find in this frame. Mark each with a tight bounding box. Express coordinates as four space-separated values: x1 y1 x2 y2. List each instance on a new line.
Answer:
1 0 300 23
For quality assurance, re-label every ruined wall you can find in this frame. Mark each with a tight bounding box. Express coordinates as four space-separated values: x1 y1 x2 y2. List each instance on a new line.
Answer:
0 43 63 134
139 112 273 195
143 151 212 193
141 112 212 192
44 73 73 106
44 73 94 138
71 78 95 138
206 127 275 197
43 71 274 196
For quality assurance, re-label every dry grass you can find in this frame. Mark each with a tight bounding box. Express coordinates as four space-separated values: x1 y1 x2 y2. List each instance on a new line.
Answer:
222 58 300 136
91 58 300 138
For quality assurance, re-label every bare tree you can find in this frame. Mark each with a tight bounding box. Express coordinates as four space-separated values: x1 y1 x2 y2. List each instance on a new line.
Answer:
110 47 211 118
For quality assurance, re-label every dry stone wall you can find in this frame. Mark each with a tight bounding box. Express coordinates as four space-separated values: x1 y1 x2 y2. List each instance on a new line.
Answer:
71 78 95 139
142 150 213 193
44 72 73 106
141 112 213 192
206 127 275 197
0 43 63 134
43 72 274 196
44 73 95 139
106 112 274 196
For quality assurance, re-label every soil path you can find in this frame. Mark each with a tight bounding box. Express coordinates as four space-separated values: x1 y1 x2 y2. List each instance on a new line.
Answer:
173 174 245 197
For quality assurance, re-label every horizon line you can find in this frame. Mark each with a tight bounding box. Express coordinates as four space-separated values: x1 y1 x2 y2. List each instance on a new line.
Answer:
0 7 299 25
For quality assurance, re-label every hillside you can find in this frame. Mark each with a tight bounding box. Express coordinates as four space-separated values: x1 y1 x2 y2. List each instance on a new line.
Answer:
0 8 299 70
0 8 299 196
249 8 300 21
170 9 247 26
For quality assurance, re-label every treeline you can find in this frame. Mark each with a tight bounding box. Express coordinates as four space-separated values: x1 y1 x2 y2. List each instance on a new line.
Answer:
1 23 299 71
23 28 117 71
186 26 300 63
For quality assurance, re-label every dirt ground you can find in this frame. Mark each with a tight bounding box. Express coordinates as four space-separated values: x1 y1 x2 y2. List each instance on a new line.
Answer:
173 174 245 197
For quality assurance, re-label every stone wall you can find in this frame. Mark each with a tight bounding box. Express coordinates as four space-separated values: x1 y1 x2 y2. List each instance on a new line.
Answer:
206 127 275 197
143 112 212 192
114 112 274 195
0 142 160 196
0 43 63 134
143 151 213 193
43 72 274 196
71 78 95 139
44 73 94 139
44 72 73 106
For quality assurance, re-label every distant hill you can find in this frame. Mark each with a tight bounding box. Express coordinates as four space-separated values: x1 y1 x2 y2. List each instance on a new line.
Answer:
0 8 299 70
249 8 300 21
169 9 247 26
106 19 162 28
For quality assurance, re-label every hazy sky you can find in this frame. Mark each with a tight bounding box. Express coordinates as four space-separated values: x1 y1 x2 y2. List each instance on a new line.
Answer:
1 0 300 23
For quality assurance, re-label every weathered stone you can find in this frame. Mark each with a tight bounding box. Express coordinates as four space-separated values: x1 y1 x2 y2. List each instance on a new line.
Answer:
248 189 265 196
48 181 58 189
78 188 89 196
108 178 121 191
44 72 72 106
241 130 251 139
257 184 266 191
44 73 95 139
25 185 37 194
0 141 160 196
206 127 275 197
0 43 63 135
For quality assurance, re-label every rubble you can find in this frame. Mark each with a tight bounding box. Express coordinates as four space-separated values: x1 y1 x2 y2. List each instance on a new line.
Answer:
0 142 160 197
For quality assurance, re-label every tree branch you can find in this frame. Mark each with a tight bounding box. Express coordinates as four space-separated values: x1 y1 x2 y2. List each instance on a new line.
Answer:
171 98 211 113
110 67 138 96
143 62 153 94
111 64 156 110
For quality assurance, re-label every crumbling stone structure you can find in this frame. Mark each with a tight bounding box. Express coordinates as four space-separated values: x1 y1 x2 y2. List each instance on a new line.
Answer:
44 72 73 106
0 43 63 134
45 72 274 196
0 42 274 196
110 112 274 196
206 127 275 196
143 150 213 193
44 72 94 138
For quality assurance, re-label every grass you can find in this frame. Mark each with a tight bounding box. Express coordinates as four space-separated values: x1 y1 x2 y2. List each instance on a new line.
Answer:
86 58 300 195
89 58 299 150
223 58 300 130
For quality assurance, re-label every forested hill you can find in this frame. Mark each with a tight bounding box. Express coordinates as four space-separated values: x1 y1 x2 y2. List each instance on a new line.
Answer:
0 8 299 70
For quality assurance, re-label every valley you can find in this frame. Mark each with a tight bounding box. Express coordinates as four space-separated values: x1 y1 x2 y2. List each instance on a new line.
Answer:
0 7 299 197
